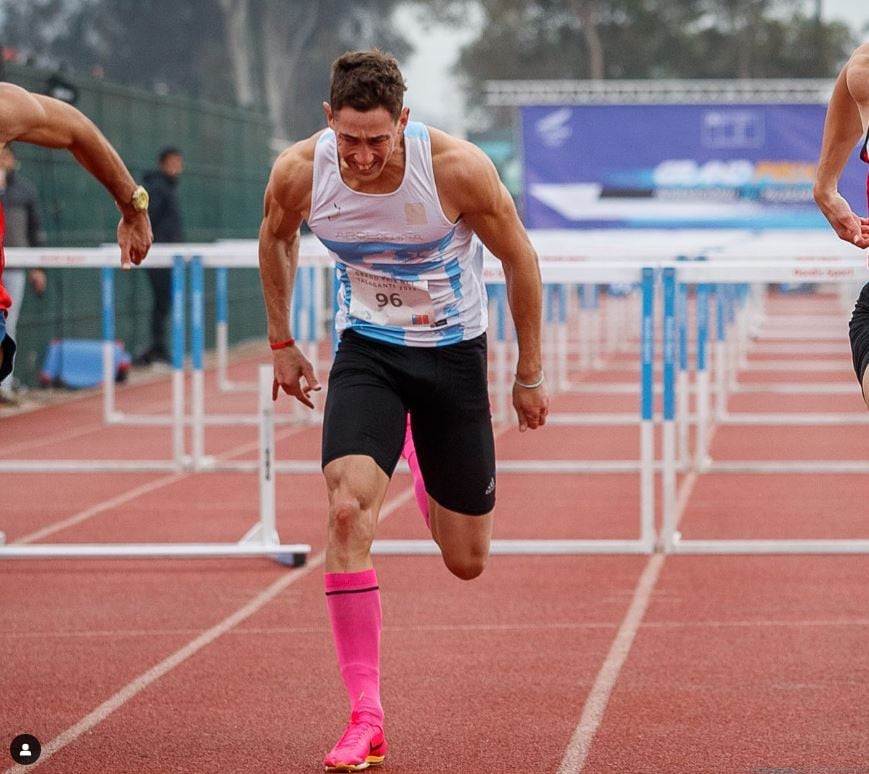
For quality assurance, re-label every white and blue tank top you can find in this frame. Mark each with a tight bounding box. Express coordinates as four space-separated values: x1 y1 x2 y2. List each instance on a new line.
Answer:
307 121 487 347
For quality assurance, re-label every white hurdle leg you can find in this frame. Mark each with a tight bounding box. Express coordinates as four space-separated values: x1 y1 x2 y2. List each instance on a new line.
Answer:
714 284 728 422
216 266 230 391
677 278 690 469
257 363 279 546
694 283 711 470
579 284 593 371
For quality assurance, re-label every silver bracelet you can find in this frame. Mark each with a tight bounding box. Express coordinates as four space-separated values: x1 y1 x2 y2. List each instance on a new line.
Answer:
514 372 545 389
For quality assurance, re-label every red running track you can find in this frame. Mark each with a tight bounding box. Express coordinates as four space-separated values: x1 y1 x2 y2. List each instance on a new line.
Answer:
2 289 869 773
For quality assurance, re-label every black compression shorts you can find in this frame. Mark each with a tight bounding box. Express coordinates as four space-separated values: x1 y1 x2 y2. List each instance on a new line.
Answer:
321 329 496 515
849 282 869 388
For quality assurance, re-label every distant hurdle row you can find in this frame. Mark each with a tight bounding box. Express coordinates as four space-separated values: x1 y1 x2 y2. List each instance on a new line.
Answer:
0 242 329 563
394 245 868 556
2 241 332 474
5 232 869 559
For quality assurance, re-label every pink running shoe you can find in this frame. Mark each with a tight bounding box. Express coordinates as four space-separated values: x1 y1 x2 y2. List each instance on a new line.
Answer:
323 712 387 772
401 415 430 528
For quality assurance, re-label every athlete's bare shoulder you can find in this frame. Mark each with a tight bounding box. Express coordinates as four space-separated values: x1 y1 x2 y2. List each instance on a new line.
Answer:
0 83 47 144
266 130 326 215
428 126 491 173
849 41 869 63
846 43 869 104
428 125 503 214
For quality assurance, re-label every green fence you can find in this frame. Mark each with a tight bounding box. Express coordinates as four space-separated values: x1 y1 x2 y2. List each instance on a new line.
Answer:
4 63 274 388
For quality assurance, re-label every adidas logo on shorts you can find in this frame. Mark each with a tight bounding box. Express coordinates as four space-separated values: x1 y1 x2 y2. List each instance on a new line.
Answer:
485 477 495 496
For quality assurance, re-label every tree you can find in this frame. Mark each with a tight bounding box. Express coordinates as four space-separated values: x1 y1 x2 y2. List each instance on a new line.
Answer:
572 0 604 79
218 0 257 107
0 0 411 140
0 0 236 100
422 0 858 122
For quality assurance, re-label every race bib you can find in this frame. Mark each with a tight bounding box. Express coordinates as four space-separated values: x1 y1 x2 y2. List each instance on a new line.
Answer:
347 267 435 327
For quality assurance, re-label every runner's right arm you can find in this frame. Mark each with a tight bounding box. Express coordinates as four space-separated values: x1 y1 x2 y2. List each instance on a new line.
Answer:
258 141 322 407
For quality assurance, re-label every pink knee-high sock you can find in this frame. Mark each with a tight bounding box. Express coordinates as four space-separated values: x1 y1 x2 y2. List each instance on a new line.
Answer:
325 569 383 723
401 417 430 528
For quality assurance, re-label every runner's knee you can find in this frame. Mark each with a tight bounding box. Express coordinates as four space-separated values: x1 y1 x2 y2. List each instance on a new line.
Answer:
442 544 488 581
329 497 377 547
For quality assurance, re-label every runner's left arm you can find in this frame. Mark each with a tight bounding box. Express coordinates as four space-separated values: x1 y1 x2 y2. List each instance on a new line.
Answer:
814 46 869 248
458 145 549 431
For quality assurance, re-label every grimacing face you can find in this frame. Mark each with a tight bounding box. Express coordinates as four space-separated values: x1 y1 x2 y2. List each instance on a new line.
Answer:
324 103 409 182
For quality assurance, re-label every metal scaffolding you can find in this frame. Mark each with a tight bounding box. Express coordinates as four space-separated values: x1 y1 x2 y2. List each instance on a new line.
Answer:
484 78 834 106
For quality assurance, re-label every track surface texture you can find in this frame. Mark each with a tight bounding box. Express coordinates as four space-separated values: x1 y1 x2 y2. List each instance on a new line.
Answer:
3 287 868 773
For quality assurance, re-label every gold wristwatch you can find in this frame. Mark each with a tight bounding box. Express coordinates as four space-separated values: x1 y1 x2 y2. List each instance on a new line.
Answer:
130 185 149 212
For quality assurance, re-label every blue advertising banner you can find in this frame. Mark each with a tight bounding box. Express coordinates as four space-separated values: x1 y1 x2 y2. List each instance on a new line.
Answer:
521 104 866 229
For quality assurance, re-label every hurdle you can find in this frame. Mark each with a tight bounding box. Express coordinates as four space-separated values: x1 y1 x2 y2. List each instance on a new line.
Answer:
1 242 328 474
369 263 658 555
0 365 311 563
678 257 869 475
213 236 332 394
8 230 866 557
184 244 330 455
0 245 184 473
101 243 330 473
654 259 869 555
695 262 869 434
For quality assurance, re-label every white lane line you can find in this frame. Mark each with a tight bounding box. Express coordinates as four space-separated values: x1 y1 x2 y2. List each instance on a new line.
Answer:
0 392 189 456
555 436 708 773
556 553 665 774
1 422 108 456
556 359 738 771
2 485 415 774
14 475 187 545
2 563 323 774
4 406 517 771
11 423 309 545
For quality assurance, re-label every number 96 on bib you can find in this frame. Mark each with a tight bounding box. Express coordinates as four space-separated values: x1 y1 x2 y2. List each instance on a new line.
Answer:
347 268 435 328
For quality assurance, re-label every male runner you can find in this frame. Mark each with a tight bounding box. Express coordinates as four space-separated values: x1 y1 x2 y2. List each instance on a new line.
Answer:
0 82 152 384
258 50 548 771
814 42 869 408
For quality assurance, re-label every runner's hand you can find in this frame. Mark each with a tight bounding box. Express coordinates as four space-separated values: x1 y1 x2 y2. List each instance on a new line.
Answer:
117 212 153 269
272 346 321 408
817 192 869 249
512 382 549 432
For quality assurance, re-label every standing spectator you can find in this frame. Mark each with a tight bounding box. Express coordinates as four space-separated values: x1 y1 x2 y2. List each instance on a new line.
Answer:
135 147 184 366
0 144 46 398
